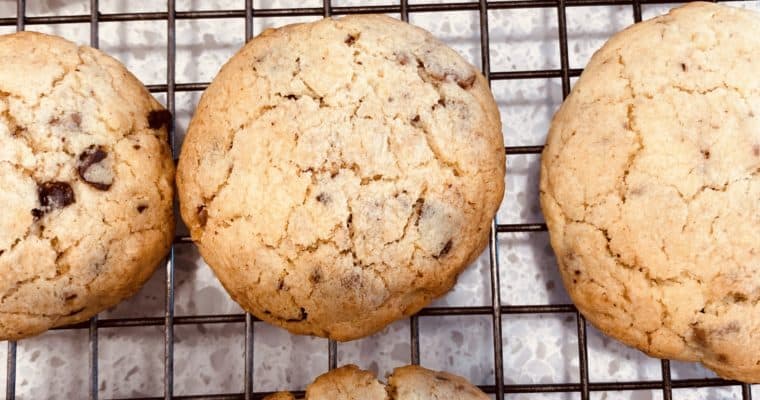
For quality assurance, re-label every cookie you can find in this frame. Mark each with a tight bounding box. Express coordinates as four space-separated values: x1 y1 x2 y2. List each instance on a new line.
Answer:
177 15 504 340
387 365 489 399
0 32 175 340
264 364 488 400
306 364 388 399
540 2 760 381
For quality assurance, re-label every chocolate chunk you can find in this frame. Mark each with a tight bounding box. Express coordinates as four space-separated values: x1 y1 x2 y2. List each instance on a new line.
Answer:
413 198 425 226
147 109 172 130
344 33 358 46
692 326 708 346
31 208 44 219
71 113 82 127
38 181 75 211
197 205 208 227
316 193 330 203
137 204 148 213
77 145 113 190
309 268 322 284
435 239 453 258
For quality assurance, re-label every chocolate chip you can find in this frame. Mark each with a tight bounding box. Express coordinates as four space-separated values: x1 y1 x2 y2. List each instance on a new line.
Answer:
692 325 708 346
0 250 4 256
38 182 75 212
413 198 425 226
77 145 113 190
31 208 44 219
71 113 82 127
457 74 476 89
396 52 410 66
197 205 208 227
435 239 453 258
137 204 148 213
681 63 688 72
285 94 298 100
309 268 322 284
316 193 330 204
147 109 172 130
701 149 710 160
133 144 141 150
344 33 358 46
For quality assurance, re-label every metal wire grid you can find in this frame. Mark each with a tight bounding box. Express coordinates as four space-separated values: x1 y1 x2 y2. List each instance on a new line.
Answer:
1 0 756 399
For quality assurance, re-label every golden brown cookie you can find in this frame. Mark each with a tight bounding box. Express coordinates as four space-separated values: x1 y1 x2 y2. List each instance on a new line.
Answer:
0 32 174 340
268 364 488 400
177 15 504 340
541 2 760 382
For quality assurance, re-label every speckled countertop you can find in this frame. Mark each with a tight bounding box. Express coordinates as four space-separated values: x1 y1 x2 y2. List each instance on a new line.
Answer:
1 1 759 399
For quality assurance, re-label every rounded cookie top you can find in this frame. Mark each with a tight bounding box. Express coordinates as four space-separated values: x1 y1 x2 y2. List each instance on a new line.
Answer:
265 364 489 400
306 365 388 400
386 365 489 400
540 2 760 381
0 32 175 340
177 15 504 340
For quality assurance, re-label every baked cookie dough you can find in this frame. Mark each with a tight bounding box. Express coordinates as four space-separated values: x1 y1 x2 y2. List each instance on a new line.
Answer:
0 32 175 340
540 2 760 381
264 364 489 400
178 15 504 340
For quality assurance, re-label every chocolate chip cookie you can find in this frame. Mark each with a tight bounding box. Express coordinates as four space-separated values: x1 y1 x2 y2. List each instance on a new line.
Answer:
541 2 760 381
177 15 504 340
0 32 175 340
264 364 489 400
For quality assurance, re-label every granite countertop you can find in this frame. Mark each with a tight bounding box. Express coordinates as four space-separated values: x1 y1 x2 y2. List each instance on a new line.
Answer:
1 0 758 398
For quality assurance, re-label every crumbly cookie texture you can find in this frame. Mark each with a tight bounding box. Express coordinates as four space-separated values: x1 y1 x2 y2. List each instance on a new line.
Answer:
0 32 175 340
540 2 760 382
177 15 504 340
263 364 488 400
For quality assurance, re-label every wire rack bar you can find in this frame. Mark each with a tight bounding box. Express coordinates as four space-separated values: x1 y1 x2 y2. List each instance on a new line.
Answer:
478 0 506 397
49 304 582 332
163 1 177 398
410 316 420 365
0 0 749 27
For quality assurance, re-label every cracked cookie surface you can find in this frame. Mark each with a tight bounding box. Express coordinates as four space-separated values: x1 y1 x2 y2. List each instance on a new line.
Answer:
540 2 760 382
263 364 489 400
177 15 504 341
0 32 175 340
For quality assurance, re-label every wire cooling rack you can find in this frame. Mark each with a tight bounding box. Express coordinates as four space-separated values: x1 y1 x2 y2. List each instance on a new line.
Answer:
1 0 757 399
